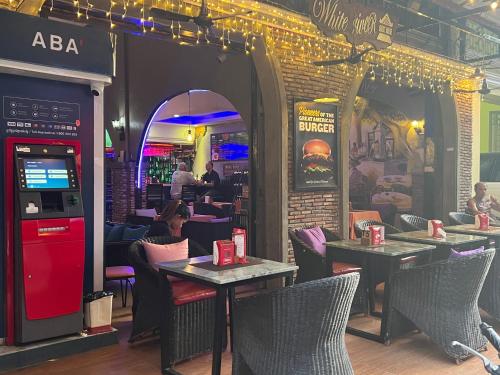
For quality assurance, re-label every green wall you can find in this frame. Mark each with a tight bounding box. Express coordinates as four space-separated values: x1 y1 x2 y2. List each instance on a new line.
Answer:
481 98 500 153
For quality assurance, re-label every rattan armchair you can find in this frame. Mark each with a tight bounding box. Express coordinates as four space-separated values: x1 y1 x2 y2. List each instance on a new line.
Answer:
449 212 475 225
128 236 216 366
232 274 360 375
400 214 427 232
354 219 402 238
389 248 495 361
289 227 367 314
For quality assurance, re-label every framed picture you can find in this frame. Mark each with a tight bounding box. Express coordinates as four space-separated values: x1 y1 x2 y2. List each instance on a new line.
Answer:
293 99 339 191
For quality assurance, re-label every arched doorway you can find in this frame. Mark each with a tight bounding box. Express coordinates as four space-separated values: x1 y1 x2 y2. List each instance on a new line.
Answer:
347 77 459 226
136 89 255 253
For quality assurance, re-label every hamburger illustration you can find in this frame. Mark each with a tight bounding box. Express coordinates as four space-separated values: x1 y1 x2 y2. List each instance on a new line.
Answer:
302 139 334 180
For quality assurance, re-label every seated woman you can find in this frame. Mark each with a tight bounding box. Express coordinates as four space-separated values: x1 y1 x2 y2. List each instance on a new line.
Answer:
148 200 190 238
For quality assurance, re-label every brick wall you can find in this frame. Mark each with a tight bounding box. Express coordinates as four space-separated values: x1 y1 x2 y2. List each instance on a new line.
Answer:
107 161 136 223
276 52 358 263
455 92 474 211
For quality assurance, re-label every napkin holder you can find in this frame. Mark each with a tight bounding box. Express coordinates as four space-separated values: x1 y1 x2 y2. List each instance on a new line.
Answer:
428 220 446 239
213 240 235 266
475 214 489 230
232 227 248 264
361 225 384 246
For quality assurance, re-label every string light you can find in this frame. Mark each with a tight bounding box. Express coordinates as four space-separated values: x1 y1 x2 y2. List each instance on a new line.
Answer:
64 0 473 93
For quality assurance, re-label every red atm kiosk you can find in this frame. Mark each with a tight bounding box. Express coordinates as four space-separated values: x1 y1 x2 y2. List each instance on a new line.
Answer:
5 138 85 344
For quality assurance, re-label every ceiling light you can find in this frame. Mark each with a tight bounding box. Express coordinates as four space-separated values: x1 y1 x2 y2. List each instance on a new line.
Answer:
491 1 498 10
186 129 193 142
173 114 180 117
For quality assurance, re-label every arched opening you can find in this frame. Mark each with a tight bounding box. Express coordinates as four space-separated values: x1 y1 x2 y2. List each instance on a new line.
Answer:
348 78 458 227
135 89 254 253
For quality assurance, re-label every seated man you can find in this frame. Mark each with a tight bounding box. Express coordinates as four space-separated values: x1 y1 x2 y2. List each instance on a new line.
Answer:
467 182 500 220
199 161 221 200
170 162 196 200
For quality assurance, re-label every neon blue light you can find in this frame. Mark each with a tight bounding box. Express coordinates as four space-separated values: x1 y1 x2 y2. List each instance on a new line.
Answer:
159 111 239 125
137 99 169 188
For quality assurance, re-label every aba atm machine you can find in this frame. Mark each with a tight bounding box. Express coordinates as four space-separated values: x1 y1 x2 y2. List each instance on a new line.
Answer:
5 139 85 344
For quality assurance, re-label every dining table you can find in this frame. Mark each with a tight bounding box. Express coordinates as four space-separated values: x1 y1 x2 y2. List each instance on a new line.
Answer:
445 224 500 320
325 239 435 344
157 256 298 375
386 230 489 260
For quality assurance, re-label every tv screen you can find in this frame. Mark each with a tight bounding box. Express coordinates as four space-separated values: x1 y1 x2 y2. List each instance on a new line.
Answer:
210 132 249 161
23 158 70 189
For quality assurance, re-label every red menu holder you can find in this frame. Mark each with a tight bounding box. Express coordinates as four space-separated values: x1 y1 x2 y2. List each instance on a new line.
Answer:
213 240 235 266
232 228 248 264
428 220 446 239
475 214 489 230
361 225 383 246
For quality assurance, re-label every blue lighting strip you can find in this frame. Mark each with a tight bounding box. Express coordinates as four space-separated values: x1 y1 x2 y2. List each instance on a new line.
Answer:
159 111 240 125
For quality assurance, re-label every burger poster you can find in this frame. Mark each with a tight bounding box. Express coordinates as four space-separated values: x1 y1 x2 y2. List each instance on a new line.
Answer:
294 100 338 191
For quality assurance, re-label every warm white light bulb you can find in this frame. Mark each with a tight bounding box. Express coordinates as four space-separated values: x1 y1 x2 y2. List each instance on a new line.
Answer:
491 1 498 10
187 130 193 142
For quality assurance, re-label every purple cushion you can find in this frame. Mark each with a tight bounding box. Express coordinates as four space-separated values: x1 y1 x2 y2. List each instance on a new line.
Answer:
296 227 326 256
449 246 484 259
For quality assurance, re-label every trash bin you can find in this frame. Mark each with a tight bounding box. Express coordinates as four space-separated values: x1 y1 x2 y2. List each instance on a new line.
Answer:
83 291 114 334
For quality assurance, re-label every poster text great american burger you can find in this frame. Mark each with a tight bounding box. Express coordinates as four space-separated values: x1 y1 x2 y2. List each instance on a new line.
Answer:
294 100 338 191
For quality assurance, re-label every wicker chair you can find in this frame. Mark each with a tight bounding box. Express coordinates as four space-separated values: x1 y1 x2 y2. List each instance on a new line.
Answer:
354 219 402 238
449 212 475 225
128 236 216 366
479 253 500 321
389 248 495 361
232 274 360 375
400 214 427 232
288 227 367 314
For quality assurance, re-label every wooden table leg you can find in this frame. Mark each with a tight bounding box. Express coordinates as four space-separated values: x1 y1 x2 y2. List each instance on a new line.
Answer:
228 287 235 353
212 287 228 375
380 257 400 345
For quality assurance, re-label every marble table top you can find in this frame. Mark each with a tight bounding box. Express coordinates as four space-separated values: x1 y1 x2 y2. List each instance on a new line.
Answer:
445 224 500 238
386 230 488 246
158 256 298 285
325 239 435 256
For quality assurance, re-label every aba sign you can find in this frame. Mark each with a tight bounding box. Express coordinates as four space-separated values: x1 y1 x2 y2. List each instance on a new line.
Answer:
309 0 397 50
0 9 112 75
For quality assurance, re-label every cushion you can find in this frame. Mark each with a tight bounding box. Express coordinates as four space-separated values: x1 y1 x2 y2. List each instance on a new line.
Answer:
449 246 485 259
122 225 150 241
106 266 135 279
104 223 114 239
135 208 158 218
171 280 216 305
143 239 189 272
296 226 327 256
332 262 362 276
106 224 126 242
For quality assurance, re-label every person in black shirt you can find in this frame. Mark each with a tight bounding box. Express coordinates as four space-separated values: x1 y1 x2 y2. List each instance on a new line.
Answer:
201 161 220 186
199 161 221 200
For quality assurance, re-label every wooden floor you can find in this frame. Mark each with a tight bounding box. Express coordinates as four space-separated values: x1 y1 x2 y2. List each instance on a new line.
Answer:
4 283 500 375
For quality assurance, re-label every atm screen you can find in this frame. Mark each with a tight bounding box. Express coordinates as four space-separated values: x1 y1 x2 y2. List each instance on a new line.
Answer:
23 158 70 189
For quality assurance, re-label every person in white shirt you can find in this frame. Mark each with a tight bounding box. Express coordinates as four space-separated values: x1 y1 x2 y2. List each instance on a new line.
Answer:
170 162 196 200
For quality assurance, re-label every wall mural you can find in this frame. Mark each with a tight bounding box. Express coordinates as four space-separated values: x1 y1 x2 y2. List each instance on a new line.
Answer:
349 96 429 220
